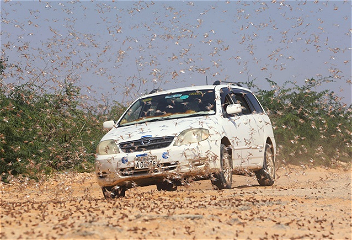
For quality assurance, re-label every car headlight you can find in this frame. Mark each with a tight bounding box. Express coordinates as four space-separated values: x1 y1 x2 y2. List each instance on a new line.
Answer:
174 128 210 146
96 140 120 155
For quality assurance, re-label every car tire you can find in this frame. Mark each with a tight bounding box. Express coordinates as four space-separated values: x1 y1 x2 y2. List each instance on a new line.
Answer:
211 144 233 189
255 143 275 186
156 180 177 191
102 186 126 199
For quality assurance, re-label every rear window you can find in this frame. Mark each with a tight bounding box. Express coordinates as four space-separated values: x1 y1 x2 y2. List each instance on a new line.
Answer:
245 92 264 113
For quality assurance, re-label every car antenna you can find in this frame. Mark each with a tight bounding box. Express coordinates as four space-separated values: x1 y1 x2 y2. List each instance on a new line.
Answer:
206 76 208 85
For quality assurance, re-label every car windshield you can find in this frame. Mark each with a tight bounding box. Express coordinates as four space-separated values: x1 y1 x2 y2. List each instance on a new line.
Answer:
119 89 216 126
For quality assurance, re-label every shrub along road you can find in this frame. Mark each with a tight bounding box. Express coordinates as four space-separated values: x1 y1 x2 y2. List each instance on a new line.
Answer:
1 165 351 239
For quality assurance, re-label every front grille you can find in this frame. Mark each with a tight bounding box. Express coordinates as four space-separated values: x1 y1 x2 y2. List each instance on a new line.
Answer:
119 136 174 153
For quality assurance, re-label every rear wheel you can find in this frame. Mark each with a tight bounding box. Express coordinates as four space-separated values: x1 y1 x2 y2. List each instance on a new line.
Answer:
102 186 126 199
211 144 233 189
255 143 275 186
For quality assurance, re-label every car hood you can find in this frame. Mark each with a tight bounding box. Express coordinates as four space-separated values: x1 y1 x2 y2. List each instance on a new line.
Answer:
100 115 218 143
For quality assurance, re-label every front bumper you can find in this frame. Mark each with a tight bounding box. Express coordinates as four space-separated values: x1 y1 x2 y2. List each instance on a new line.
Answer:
95 141 220 188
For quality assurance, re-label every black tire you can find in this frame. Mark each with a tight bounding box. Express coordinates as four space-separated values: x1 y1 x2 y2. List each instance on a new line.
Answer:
102 186 126 199
255 143 275 186
156 180 177 191
211 144 233 189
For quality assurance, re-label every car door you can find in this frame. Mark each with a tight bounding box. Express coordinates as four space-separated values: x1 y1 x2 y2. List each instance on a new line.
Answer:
230 90 264 167
219 91 244 163
233 89 265 166
219 88 258 168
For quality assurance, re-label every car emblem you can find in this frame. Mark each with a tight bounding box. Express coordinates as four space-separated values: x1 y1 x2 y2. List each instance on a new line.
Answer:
162 152 169 159
121 157 128 164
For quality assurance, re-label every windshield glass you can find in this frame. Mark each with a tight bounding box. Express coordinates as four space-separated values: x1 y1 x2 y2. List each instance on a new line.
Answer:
119 89 215 126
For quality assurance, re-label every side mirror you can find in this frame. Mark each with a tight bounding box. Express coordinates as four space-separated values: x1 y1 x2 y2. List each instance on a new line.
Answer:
226 103 242 115
103 120 115 130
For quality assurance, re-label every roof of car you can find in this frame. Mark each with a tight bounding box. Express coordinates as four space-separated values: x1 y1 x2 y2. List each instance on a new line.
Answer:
143 83 251 98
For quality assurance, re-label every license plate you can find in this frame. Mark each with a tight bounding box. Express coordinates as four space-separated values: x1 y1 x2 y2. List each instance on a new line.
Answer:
135 155 157 169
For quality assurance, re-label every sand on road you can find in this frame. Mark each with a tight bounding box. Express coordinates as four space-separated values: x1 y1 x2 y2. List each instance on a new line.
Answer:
1 165 351 239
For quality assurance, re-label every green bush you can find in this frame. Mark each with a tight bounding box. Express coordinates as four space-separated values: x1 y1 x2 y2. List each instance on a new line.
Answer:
0 82 104 181
245 78 351 167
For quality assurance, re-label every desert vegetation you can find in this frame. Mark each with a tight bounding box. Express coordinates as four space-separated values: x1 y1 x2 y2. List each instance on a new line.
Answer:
246 77 351 167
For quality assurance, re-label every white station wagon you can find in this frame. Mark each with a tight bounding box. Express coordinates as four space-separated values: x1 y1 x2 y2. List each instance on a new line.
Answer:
95 82 276 198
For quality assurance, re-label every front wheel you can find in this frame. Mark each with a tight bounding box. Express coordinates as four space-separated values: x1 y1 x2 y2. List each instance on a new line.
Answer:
102 186 126 199
255 143 275 186
211 144 233 189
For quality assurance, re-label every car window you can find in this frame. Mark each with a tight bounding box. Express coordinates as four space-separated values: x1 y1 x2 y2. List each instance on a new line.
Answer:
222 94 233 114
230 92 251 115
245 92 264 113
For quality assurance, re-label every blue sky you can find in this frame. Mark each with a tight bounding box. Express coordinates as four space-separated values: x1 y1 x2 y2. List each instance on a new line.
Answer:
1 0 351 106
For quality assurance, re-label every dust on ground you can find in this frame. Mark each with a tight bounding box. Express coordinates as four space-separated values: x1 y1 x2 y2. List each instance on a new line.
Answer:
1 165 351 239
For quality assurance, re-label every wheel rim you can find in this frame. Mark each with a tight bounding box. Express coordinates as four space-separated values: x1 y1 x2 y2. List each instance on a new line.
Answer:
265 147 275 179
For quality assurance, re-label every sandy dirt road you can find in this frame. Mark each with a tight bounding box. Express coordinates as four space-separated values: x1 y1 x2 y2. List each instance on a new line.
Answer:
1 165 351 239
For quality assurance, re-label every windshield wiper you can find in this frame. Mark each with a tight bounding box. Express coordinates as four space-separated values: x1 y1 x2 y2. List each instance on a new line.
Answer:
119 117 165 126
